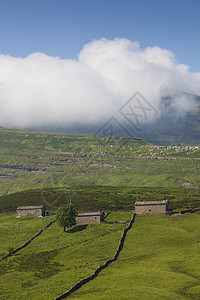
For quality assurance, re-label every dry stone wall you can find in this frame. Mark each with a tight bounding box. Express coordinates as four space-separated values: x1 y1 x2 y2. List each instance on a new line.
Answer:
0 220 55 261
55 213 136 300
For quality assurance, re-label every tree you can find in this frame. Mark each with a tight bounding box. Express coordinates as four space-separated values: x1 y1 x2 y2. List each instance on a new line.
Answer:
56 204 77 232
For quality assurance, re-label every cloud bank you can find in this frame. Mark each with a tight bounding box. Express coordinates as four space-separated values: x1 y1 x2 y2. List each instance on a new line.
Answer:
0 38 200 128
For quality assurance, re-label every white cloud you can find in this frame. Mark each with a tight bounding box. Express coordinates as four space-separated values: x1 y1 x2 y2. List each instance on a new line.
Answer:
0 38 199 128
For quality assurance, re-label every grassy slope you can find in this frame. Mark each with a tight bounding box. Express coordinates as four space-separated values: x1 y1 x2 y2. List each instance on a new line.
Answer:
0 214 55 256
0 213 127 300
0 127 199 198
68 214 200 300
1 185 200 213
1 213 200 299
0 127 200 214
0 123 199 300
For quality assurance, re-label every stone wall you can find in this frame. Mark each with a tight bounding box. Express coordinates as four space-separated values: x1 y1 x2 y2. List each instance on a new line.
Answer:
0 220 55 261
55 213 136 300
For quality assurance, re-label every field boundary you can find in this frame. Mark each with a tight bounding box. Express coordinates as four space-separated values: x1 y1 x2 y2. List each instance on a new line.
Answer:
54 213 136 300
0 220 55 261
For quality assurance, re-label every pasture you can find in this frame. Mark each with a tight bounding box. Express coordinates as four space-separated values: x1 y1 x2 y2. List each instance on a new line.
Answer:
1 212 200 299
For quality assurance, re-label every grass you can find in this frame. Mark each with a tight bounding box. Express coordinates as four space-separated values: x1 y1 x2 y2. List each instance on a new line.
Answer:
0 213 127 300
0 127 199 197
0 214 55 257
1 213 200 299
0 127 200 298
105 211 133 222
1 185 200 214
67 213 200 300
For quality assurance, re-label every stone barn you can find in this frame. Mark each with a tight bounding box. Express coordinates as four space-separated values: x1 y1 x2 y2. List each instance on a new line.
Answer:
16 205 46 217
76 211 104 226
135 200 168 215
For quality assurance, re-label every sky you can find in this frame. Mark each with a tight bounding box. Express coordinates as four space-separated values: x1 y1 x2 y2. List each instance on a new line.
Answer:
0 0 200 71
0 0 200 129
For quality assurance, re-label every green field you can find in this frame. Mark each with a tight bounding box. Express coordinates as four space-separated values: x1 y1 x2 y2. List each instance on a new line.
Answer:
0 127 199 215
0 127 199 198
0 127 200 299
68 213 200 300
1 213 200 299
0 212 128 300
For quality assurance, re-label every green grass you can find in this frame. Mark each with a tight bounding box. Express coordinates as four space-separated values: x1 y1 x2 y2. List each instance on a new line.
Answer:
0 213 126 300
105 211 133 222
0 127 200 298
0 127 199 197
0 214 55 257
1 213 200 299
67 213 200 300
0 185 200 214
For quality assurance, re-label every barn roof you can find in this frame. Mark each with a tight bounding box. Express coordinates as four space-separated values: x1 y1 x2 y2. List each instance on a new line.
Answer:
17 205 45 210
135 200 168 206
77 211 104 217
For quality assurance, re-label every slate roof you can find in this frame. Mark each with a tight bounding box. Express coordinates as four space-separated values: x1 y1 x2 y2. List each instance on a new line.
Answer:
77 211 104 217
135 200 168 206
17 205 45 210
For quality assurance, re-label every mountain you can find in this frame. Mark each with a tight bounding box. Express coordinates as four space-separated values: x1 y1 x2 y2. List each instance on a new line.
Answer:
13 92 200 146
139 92 200 145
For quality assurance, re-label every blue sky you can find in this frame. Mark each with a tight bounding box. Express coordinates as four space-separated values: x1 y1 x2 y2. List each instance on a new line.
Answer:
0 0 199 72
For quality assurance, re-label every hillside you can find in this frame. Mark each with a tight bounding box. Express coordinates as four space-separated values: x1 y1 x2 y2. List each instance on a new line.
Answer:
68 213 200 300
1 213 200 299
134 92 200 145
0 186 200 213
0 127 199 200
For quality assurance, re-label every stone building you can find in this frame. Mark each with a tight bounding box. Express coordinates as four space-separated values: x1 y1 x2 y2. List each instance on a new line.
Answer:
135 200 168 215
76 211 104 225
16 205 46 217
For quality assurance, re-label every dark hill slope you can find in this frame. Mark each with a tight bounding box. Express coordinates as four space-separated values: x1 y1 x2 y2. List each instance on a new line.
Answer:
0 186 200 213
